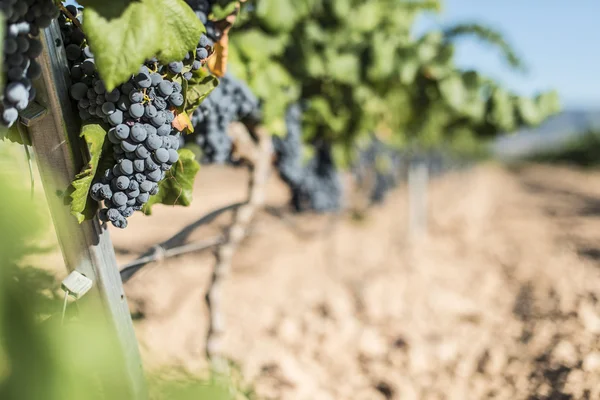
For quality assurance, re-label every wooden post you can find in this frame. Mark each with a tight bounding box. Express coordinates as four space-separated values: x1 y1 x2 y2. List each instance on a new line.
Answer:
408 158 429 239
23 21 148 399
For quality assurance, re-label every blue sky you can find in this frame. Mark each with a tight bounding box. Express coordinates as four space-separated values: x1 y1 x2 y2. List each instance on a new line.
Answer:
413 0 599 110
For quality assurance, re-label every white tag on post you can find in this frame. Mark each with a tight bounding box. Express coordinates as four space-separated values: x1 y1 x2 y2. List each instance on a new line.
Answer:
61 271 93 299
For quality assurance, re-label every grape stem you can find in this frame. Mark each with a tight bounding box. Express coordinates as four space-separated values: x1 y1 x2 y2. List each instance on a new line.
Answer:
58 3 83 31
204 123 273 375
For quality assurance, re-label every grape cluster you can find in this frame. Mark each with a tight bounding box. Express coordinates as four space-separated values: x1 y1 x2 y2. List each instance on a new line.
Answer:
160 29 212 82
57 4 84 46
59 6 183 228
290 142 342 212
422 149 457 177
0 0 59 127
273 105 342 212
190 71 260 163
353 134 402 204
89 122 181 228
273 103 304 187
185 0 224 43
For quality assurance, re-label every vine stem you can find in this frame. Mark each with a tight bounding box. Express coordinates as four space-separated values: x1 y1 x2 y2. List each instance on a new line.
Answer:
205 123 273 375
58 3 83 31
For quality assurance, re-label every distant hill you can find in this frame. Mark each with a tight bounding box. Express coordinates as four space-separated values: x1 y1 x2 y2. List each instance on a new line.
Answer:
491 109 600 160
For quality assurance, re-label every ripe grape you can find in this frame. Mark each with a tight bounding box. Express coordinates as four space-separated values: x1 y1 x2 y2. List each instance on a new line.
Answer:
188 71 260 164
1 0 59 127
273 104 343 212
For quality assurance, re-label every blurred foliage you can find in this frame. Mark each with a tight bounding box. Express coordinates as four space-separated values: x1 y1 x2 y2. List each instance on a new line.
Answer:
228 0 560 165
442 23 525 71
0 145 255 399
527 130 600 168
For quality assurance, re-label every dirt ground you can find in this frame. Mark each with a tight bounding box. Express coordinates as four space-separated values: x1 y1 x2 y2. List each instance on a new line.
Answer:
109 162 600 400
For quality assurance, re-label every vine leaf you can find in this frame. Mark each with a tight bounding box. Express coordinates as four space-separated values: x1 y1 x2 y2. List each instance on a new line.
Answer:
255 0 297 33
155 0 206 63
211 1 239 20
69 123 107 223
81 0 203 91
142 149 200 215
82 1 161 91
183 69 219 114
1 125 30 145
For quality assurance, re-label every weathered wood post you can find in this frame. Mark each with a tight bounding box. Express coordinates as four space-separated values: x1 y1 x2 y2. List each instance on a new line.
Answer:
22 20 148 400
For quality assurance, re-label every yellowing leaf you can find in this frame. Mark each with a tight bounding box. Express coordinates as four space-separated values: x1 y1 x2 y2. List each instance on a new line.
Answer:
173 112 194 133
207 32 230 77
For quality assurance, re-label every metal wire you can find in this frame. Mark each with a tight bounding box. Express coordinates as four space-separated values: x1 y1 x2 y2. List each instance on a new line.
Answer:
119 236 224 275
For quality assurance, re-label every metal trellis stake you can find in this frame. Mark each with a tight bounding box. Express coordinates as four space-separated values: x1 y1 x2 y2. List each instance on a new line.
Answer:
22 21 148 399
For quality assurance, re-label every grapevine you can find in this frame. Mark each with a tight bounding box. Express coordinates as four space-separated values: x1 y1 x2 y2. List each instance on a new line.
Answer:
57 3 216 228
189 70 260 164
273 104 343 212
230 0 561 206
272 103 303 188
0 1 569 399
352 134 403 205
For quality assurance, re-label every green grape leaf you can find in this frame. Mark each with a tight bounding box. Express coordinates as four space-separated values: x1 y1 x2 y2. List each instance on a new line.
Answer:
304 52 326 78
488 87 516 131
183 69 219 115
536 90 561 118
142 149 200 215
331 0 351 19
326 51 359 85
417 31 443 63
82 1 162 91
230 29 288 61
425 62 452 80
82 0 203 91
1 124 30 145
256 0 297 32
438 73 466 111
367 33 398 81
155 0 205 63
69 123 107 223
332 143 350 169
248 62 299 136
348 3 380 32
399 58 420 84
517 96 542 126
306 96 348 134
211 1 239 20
